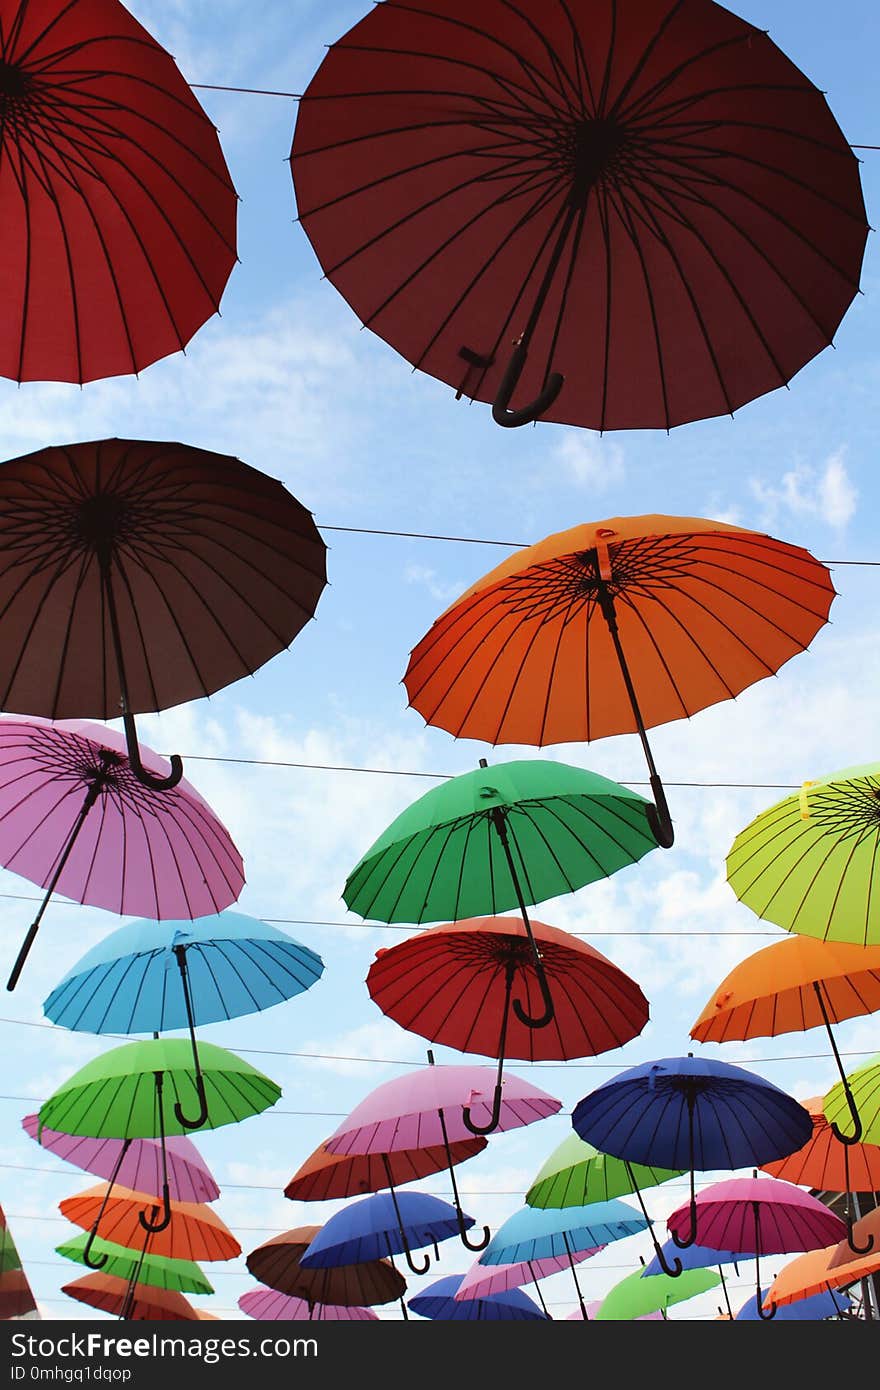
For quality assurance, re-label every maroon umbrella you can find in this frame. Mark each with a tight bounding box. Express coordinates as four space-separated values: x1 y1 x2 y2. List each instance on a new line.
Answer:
0 0 237 384
246 1227 408 1316
290 0 867 431
0 439 327 789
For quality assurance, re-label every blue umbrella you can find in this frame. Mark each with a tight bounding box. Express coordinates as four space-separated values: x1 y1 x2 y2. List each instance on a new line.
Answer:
478 1198 647 1319
42 912 323 1131
641 1240 752 1316
299 1191 473 1279
409 1273 549 1321
735 1286 851 1321
571 1055 812 1272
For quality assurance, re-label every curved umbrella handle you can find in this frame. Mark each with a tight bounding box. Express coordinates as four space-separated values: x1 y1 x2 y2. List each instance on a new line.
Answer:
82 1223 108 1270
138 1187 171 1234
122 711 183 791
651 1243 683 1278
669 1194 699 1250
512 952 555 1030
829 1085 863 1146
459 1220 491 1253
401 1241 431 1276
845 1208 874 1256
757 1297 777 1321
173 1070 209 1130
462 1081 504 1137
492 342 564 428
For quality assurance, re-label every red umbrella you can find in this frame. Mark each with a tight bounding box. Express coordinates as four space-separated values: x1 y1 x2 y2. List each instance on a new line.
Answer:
0 0 237 384
284 1136 487 1202
0 439 327 791
246 1227 408 1316
290 0 867 431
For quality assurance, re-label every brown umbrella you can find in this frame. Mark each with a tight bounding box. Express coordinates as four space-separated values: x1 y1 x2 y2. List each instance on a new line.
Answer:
0 439 326 789
284 1137 486 1202
246 1226 408 1316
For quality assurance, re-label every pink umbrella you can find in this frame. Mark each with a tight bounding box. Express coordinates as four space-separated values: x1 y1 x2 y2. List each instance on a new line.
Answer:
454 1246 605 1318
239 1288 378 1321
323 1058 561 1258
0 716 244 989
666 1172 847 1320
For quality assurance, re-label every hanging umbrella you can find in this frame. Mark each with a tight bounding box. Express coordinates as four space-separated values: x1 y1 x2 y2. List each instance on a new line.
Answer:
0 716 244 990
765 1211 880 1311
322 1059 560 1246
824 1053 880 1149
735 1285 851 1321
0 438 327 791
62 1271 199 1321
21 1116 220 1204
38 1037 280 1238
239 1289 378 1321
246 1227 406 1312
453 1245 604 1320
290 0 867 432
0 1268 38 1321
409 1273 549 1321
345 755 658 1114
526 1132 681 1209
640 1237 746 1316
56 1232 213 1295
367 916 648 1138
284 1135 486 1202
299 1191 475 1279
569 1301 662 1321
403 516 833 846
43 911 324 1129
594 1263 720 1320
59 1184 241 1262
0 0 237 385
477 1198 640 1319
667 1173 847 1319
727 762 880 951
691 935 880 1171
571 1054 813 1274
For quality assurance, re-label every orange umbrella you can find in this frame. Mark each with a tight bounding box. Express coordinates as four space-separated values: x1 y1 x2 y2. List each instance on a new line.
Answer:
691 935 880 1252
62 1271 199 1320
404 515 833 846
761 1098 880 1193
60 1184 240 1262
764 1211 880 1311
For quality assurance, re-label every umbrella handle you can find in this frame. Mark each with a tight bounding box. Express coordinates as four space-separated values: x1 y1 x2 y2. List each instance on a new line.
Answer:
122 711 184 791
173 1072 209 1130
512 952 555 1030
645 787 675 850
492 342 564 428
845 1209 874 1256
402 1242 431 1276
829 1086 863 1146
669 1195 699 1250
462 1081 504 1137
82 1224 108 1270
757 1297 777 1321
138 1187 171 1234
459 1220 491 1252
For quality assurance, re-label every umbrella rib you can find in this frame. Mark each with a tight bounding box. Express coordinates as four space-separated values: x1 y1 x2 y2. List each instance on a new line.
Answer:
608 181 671 428
604 0 687 120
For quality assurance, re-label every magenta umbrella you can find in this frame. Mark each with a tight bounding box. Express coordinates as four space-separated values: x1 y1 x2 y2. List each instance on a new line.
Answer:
239 1289 378 1321
323 1058 561 1255
666 1173 847 1320
454 1246 604 1318
0 716 244 990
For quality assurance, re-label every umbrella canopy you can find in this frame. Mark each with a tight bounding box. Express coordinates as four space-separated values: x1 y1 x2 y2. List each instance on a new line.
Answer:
736 1286 851 1321
409 1273 549 1321
479 1198 640 1265
239 1288 378 1321
299 1191 473 1278
526 1132 681 1209
290 0 866 432
0 716 244 989
0 0 237 385
0 1267 39 1321
765 1209 880 1309
726 762 880 947
572 1054 813 1269
60 1184 240 1262
246 1227 406 1309
62 1271 199 1321
569 1301 662 1321
0 439 327 793
56 1232 213 1295
824 1053 880 1147
594 1265 720 1320
367 916 649 1063
667 1174 847 1318
284 1136 486 1202
641 1238 747 1280
453 1244 600 1317
404 516 833 844
22 1115 220 1203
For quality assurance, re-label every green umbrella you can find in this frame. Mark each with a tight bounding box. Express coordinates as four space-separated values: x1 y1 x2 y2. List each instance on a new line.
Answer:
594 1264 720 1320
824 1053 880 1147
726 762 880 948
56 1232 214 1295
39 1037 280 1238
345 756 657 1049
526 1133 683 1209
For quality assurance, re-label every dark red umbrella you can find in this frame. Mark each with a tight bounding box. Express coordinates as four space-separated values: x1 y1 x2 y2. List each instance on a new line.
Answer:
246 1227 408 1316
284 1136 487 1202
0 0 237 384
290 0 867 431
0 439 327 789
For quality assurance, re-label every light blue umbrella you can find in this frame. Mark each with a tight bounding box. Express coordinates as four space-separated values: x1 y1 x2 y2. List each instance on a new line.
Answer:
43 912 323 1129
478 1198 648 1318
736 1286 851 1320
409 1273 549 1321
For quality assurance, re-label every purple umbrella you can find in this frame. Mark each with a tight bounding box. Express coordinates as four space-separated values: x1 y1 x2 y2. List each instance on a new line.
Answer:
239 1289 378 1321
22 1112 219 1270
0 716 244 989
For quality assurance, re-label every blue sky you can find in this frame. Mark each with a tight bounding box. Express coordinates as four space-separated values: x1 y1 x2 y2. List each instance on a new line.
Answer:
0 0 878 1322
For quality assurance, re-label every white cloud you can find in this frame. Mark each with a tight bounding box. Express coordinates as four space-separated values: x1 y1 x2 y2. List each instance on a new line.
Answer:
554 431 625 491
749 448 857 530
404 565 468 605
